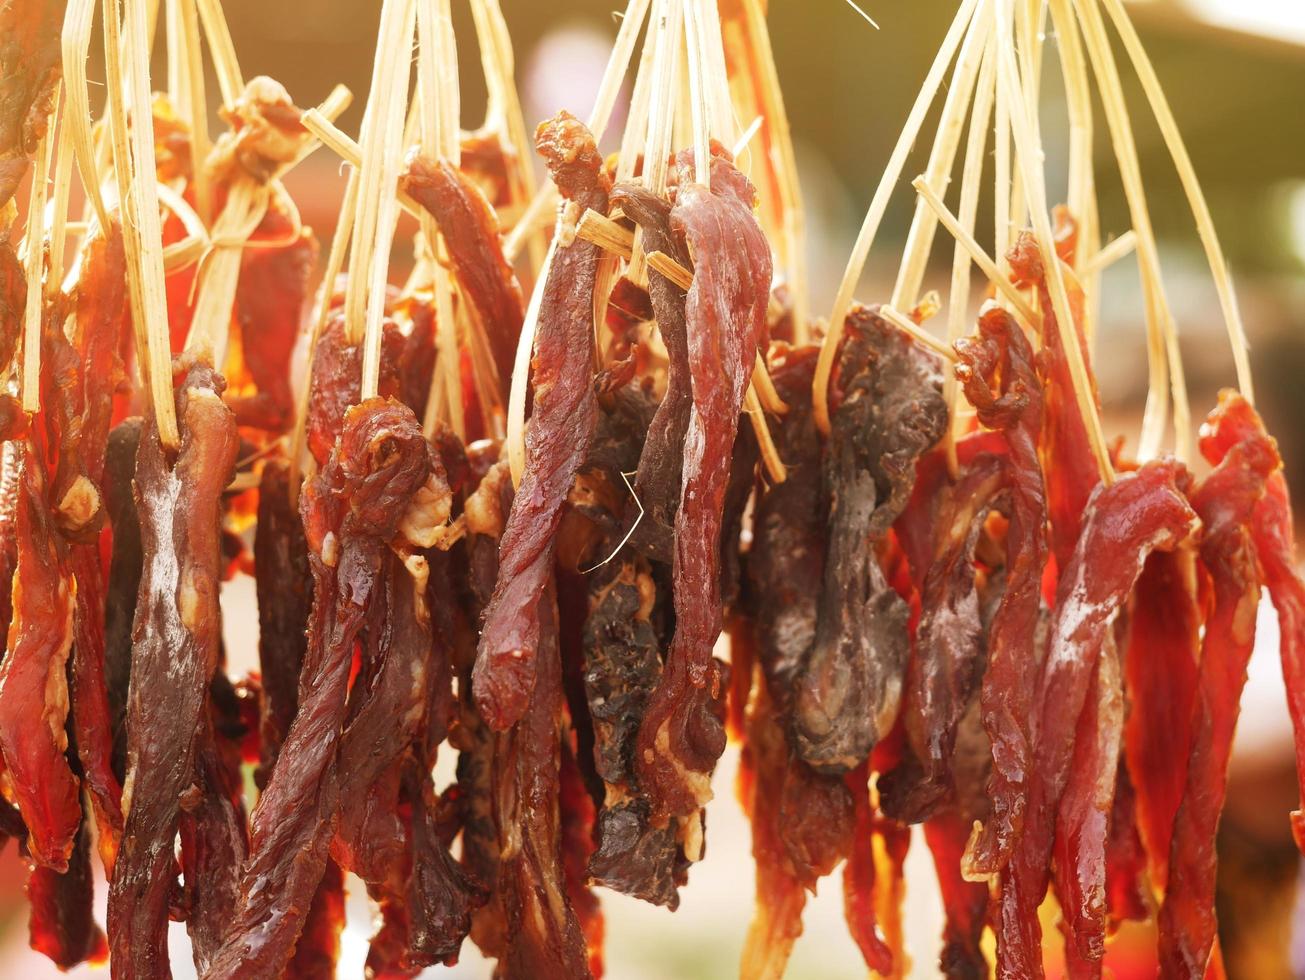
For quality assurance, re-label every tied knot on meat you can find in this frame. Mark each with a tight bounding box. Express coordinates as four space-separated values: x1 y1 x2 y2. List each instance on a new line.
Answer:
338 398 435 540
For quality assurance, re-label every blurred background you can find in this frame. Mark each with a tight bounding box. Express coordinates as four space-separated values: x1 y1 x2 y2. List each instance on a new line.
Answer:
8 0 1305 976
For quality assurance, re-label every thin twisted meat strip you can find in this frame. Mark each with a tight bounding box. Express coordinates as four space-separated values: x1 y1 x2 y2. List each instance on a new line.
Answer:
473 111 609 731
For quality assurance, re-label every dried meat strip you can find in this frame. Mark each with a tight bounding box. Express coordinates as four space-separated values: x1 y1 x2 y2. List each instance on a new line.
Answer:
401 154 526 403
107 364 239 977
26 818 107 969
60 225 130 866
923 811 989 979
609 182 692 564
884 451 1007 823
794 305 946 774
473 112 608 732
178 718 248 976
1158 406 1279 978
1007 222 1096 568
492 578 593 979
1051 631 1124 977
231 199 318 431
953 305 1048 878
103 418 143 782
1198 392 1305 853
634 150 771 830
740 346 855 976
252 459 312 783
0 444 80 870
843 764 893 975
996 460 1197 980
0 0 63 209
1123 546 1201 892
583 556 682 907
206 398 436 979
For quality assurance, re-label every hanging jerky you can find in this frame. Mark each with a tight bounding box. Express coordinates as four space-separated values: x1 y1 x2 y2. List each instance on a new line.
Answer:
56 224 130 867
473 111 608 731
1197 391 1305 854
206 398 444 979
0 0 63 209
609 182 692 564
996 460 1197 980
230 197 318 431
1052 632 1124 977
26 817 107 969
107 365 239 976
1007 221 1096 568
634 149 771 835
953 305 1048 878
740 345 855 976
0 444 80 870
883 451 1006 822
492 578 592 979
401 154 526 403
1123 546 1201 893
923 812 988 979
1158 408 1278 977
103 418 143 782
794 305 946 773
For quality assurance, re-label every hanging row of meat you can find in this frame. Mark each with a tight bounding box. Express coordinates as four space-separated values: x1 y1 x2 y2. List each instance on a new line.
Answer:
2 2 1304 978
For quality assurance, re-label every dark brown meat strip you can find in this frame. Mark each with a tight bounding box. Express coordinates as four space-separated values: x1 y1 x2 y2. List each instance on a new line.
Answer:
401 154 525 403
107 365 239 978
473 111 609 731
491 578 593 979
103 418 143 783
205 398 433 980
609 182 692 564
634 151 772 829
793 305 946 773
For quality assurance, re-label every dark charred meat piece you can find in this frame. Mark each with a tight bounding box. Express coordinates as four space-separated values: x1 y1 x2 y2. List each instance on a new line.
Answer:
609 182 692 563
884 451 1006 823
953 305 1048 878
740 345 856 975
923 812 988 979
26 818 107 969
634 150 771 829
473 111 609 732
103 418 143 783
208 399 435 979
252 459 312 784
107 365 239 977
1123 546 1200 892
1158 408 1278 978
492 579 593 979
582 558 681 908
230 200 318 431
0 0 64 208
996 461 1197 980
794 305 946 774
0 444 80 871
401 154 526 402
1198 391 1305 853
